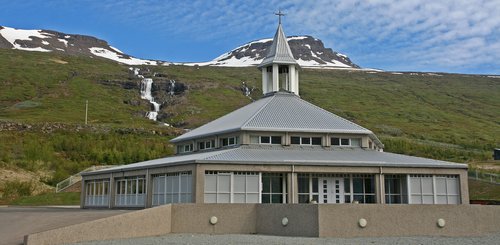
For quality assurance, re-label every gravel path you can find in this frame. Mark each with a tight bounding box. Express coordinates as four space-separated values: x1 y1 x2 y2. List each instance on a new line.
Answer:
72 233 500 245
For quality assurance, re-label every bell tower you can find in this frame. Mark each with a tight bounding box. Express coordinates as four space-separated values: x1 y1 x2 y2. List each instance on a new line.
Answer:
258 11 301 96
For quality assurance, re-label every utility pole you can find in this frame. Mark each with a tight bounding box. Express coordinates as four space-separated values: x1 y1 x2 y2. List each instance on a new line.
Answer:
85 100 88 125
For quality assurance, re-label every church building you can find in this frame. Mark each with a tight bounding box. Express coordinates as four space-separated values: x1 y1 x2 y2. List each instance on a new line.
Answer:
81 16 468 209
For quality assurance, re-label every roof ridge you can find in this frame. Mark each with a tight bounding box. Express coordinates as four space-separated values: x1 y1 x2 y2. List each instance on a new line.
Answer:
241 94 277 128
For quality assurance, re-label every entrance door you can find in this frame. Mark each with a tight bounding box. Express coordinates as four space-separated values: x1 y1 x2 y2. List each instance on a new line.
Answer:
318 177 344 204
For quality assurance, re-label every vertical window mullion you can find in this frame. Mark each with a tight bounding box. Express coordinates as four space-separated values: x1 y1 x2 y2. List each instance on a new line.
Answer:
282 174 286 203
164 174 167 204
230 173 234 203
350 175 353 203
259 172 262 203
309 174 313 202
407 174 411 204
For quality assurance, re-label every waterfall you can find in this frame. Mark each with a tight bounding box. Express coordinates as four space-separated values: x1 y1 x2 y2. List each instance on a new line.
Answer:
169 80 176 95
140 78 160 121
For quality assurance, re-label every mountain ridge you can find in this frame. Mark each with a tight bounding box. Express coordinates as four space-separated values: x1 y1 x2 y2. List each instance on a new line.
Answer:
0 26 359 69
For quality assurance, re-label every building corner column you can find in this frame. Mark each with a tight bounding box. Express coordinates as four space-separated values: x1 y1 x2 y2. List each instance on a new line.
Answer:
109 174 115 209
80 178 86 208
272 64 279 92
375 173 385 204
295 69 299 95
459 170 470 204
287 169 298 204
261 68 268 94
145 169 153 208
194 164 205 203
289 65 296 95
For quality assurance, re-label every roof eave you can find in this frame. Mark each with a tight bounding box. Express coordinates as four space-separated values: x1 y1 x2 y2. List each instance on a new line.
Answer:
242 127 373 134
195 159 468 169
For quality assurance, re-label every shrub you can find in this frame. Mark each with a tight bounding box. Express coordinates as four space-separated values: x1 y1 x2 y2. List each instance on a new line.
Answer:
0 180 35 200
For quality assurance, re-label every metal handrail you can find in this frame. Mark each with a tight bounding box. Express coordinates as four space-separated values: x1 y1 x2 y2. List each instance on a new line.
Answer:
55 165 117 192
468 170 500 185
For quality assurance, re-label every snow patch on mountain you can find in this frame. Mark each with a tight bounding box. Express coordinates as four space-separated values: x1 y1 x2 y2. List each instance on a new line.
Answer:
0 26 52 52
89 47 158 65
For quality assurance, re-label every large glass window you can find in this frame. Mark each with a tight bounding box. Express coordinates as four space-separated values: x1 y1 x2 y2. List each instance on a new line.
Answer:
352 174 376 203
152 171 192 206
115 176 145 207
298 174 319 203
385 175 408 204
409 175 460 204
261 173 287 203
85 179 110 207
204 171 260 203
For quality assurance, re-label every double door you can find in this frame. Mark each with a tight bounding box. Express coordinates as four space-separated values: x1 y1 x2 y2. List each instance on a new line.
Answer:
318 177 344 204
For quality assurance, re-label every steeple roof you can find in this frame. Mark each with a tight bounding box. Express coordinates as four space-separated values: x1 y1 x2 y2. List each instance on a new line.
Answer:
170 92 374 143
258 23 299 68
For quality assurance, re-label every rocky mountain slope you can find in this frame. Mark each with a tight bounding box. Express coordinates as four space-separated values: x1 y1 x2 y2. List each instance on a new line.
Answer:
189 36 360 68
0 26 359 68
0 26 160 65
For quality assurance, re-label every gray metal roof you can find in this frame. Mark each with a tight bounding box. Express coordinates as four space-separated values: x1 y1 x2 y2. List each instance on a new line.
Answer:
258 23 299 68
171 92 373 143
83 145 466 175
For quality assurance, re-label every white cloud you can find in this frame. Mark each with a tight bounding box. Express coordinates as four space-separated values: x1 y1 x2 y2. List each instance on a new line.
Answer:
282 0 500 73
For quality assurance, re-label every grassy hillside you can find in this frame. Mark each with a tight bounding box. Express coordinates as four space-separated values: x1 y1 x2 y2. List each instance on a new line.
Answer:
0 49 499 201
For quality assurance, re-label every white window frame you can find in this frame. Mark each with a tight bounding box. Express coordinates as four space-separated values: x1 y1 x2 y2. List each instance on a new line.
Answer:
331 137 352 146
152 171 192 206
407 174 460 204
177 143 193 153
85 179 110 207
115 176 145 207
204 171 261 203
291 136 322 146
220 136 239 147
198 140 215 151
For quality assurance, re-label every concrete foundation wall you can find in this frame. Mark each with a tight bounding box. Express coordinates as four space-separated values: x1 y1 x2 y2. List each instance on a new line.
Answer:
318 204 500 237
171 204 257 234
24 205 172 245
256 204 318 237
25 204 500 245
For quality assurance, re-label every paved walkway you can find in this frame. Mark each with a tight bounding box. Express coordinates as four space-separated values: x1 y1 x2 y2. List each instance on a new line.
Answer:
0 206 130 245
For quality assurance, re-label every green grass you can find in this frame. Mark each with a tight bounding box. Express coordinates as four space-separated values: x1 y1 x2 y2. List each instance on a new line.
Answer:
469 179 500 201
0 48 499 189
9 192 80 206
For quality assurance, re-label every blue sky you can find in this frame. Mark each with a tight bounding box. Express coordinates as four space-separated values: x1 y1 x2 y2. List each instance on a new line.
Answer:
1 0 499 74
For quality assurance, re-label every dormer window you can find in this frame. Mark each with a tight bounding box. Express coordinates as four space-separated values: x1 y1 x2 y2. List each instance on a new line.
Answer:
250 136 282 145
177 143 193 154
220 136 239 147
291 136 322 146
198 139 215 150
331 137 361 147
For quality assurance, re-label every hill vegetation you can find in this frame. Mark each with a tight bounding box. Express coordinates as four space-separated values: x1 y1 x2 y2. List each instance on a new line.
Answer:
0 49 499 201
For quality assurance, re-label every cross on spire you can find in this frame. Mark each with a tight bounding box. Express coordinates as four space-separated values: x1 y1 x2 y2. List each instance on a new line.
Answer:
275 10 285 24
